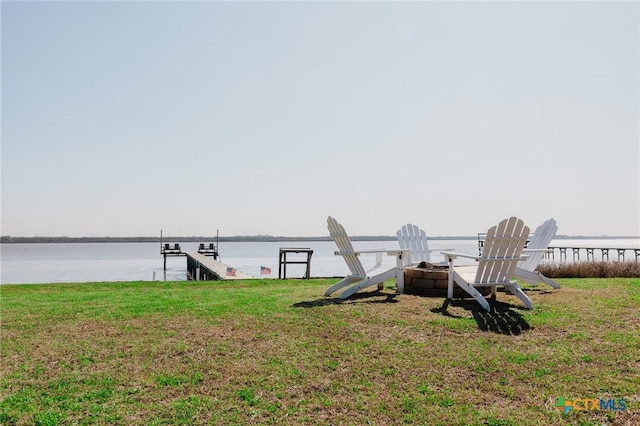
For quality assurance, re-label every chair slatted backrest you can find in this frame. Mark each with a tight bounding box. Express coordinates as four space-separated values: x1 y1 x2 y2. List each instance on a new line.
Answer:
397 224 431 264
476 217 530 285
327 216 366 277
519 218 557 271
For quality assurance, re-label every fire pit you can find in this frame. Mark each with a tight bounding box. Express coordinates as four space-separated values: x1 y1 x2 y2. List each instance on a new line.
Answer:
403 262 490 297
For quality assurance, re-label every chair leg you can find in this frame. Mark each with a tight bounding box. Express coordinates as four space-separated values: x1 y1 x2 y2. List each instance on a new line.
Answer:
395 255 405 294
339 277 378 300
447 259 455 299
536 271 561 289
514 268 560 289
451 273 491 312
505 284 534 309
514 269 542 286
325 276 360 297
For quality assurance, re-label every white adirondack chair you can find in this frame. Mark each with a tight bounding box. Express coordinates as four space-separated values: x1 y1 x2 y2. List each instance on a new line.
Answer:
325 216 409 300
441 217 533 312
515 218 560 289
396 223 448 266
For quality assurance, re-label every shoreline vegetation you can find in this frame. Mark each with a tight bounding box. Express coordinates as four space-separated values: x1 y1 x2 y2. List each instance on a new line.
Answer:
1 235 639 244
537 261 640 278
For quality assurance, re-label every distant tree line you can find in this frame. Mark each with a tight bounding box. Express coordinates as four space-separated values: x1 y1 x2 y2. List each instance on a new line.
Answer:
1 235 634 244
0 235 397 244
0 235 479 244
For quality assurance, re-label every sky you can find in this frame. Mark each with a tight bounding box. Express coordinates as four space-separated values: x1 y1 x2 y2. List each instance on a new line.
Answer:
1 1 639 238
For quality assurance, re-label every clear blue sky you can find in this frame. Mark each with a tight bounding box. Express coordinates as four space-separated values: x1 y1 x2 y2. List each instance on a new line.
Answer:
2 1 638 238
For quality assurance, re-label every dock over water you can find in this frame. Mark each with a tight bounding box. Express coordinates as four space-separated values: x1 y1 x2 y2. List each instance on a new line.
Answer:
186 252 254 280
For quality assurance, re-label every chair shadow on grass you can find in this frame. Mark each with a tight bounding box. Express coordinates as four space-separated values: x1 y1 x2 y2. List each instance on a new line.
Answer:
431 297 531 336
292 288 530 336
292 289 399 309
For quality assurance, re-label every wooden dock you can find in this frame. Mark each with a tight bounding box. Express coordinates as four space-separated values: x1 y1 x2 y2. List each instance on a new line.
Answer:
185 252 254 280
478 236 639 262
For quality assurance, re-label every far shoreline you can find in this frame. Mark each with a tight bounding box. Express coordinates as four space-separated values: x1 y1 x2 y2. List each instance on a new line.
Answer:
2 235 639 244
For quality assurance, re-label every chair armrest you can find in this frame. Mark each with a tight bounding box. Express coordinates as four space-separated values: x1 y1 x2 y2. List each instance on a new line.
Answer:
440 251 479 261
335 250 385 256
523 248 553 253
335 249 410 257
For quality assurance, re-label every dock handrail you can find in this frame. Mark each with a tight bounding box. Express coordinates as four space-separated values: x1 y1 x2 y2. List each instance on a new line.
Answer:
477 233 639 262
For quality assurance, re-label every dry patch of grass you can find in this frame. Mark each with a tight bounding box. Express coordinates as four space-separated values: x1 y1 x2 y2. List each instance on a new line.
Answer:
1 278 638 425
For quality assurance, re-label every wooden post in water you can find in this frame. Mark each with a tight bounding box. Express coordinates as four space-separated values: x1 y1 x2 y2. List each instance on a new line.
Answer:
161 230 166 272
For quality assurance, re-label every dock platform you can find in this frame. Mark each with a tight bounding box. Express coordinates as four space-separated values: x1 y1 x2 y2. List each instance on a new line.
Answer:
186 252 254 280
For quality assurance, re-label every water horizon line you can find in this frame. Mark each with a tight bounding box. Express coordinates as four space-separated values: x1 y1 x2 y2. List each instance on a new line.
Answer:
2 235 639 244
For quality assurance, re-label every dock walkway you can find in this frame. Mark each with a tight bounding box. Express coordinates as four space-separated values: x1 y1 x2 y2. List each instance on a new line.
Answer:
186 252 254 280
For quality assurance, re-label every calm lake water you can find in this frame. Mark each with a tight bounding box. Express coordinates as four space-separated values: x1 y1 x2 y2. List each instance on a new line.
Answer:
1 238 638 285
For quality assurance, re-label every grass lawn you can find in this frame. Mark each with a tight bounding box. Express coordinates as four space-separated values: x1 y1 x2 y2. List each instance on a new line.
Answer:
1 278 638 425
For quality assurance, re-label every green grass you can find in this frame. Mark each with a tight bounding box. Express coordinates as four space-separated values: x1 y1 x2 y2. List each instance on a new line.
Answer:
1 278 638 425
